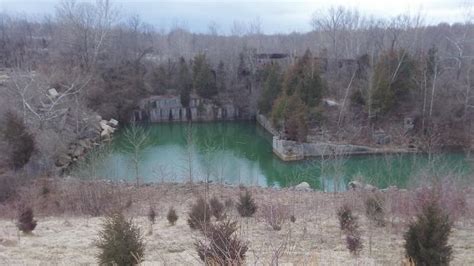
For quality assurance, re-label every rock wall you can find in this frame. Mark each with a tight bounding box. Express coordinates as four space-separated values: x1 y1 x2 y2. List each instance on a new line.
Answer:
257 114 416 161
272 137 414 161
134 95 239 123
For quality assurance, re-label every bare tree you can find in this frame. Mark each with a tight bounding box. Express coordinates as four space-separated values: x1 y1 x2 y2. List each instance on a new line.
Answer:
123 123 150 187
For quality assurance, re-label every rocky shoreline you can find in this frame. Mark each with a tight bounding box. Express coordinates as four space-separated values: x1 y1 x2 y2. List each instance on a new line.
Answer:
55 117 119 172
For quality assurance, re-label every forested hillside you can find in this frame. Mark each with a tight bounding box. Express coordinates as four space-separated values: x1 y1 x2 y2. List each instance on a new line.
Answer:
0 2 473 175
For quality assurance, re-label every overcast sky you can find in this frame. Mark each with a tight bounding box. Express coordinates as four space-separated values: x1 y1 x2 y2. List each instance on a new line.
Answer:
1 0 472 34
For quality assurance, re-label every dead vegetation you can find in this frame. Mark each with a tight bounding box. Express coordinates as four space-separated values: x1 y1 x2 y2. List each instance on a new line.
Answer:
196 219 248 265
17 206 37 234
0 179 473 264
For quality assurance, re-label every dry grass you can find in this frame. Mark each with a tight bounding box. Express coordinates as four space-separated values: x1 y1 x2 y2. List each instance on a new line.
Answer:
0 178 474 265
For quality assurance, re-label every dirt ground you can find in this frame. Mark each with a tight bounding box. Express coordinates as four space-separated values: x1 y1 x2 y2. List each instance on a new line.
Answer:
0 180 473 265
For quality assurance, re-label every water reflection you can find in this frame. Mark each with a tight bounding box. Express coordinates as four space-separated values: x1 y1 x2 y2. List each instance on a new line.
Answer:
74 121 473 191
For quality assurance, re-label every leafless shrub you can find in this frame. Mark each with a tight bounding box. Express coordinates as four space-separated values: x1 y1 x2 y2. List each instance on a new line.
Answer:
210 196 224 220
414 181 467 223
261 203 290 231
364 192 385 226
167 206 178 225
75 182 127 216
196 219 248 265
337 204 355 232
224 198 234 209
237 190 257 217
346 231 363 256
337 203 363 256
148 206 156 225
17 206 37 234
188 197 211 230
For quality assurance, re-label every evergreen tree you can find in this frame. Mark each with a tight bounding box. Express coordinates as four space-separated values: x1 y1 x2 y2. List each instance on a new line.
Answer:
370 50 416 115
193 54 217 99
177 57 192 107
271 94 308 142
404 199 452 265
283 49 325 107
216 61 227 92
258 64 282 115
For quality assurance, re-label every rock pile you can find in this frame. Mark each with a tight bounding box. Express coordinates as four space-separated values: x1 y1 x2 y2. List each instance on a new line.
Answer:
55 117 118 171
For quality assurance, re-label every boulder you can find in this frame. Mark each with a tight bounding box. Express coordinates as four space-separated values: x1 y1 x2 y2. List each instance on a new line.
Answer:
78 139 92 149
380 185 398 192
101 124 116 138
56 154 71 167
72 145 85 158
323 98 338 107
294 182 312 192
109 118 119 127
364 184 377 192
48 88 59 98
348 181 377 192
99 120 109 130
348 180 364 190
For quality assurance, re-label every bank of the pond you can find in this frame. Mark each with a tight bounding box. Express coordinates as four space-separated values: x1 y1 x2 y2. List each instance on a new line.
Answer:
73 121 473 191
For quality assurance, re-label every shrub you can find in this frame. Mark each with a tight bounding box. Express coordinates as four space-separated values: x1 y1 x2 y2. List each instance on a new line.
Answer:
337 204 363 256
364 193 385 226
225 198 234 209
17 206 37 234
404 198 452 265
210 196 224 220
346 231 363 256
290 215 296 223
370 50 416 115
415 182 467 223
167 207 178 225
196 219 248 265
188 197 211 230
337 204 355 232
237 190 257 217
1 111 35 170
261 203 290 231
0 174 23 203
95 212 145 266
148 206 156 225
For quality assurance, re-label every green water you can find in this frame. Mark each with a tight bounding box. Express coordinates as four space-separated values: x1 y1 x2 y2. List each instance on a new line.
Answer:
75 121 473 191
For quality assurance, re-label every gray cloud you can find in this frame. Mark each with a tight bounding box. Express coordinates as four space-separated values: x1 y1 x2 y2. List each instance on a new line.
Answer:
1 0 470 34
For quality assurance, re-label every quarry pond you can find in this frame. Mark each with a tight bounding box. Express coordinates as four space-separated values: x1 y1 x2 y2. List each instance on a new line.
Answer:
75 121 473 191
